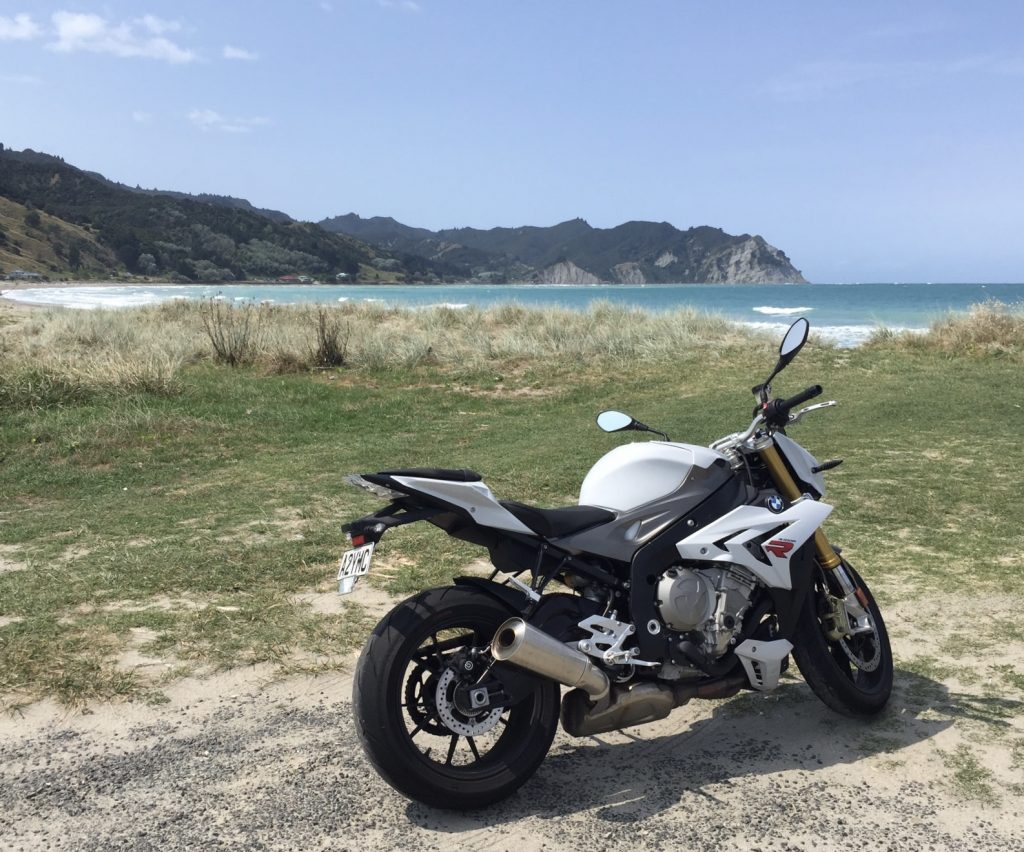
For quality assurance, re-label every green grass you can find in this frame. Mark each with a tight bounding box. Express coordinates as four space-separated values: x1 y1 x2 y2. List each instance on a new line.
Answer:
2 302 1024 719
939 745 1001 804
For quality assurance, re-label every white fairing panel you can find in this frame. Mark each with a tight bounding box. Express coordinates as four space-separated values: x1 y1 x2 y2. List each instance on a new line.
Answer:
391 476 535 535
675 499 832 589
774 433 826 497
579 442 729 513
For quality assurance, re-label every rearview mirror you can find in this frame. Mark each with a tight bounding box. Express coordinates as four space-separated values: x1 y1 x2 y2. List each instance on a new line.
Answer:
755 317 811 401
779 317 809 362
596 410 635 433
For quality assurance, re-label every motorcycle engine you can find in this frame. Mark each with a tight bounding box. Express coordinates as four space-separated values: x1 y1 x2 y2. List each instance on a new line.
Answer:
655 565 758 659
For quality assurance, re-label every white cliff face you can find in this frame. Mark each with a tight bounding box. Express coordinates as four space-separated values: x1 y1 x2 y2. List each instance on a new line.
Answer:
612 262 646 284
536 260 600 285
704 237 805 284
654 251 677 268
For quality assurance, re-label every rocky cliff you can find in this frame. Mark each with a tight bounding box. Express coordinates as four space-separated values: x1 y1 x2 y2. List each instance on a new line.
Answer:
320 215 807 284
536 260 601 285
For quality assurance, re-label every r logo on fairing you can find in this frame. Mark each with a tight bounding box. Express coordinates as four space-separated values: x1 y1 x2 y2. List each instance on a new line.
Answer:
763 539 795 558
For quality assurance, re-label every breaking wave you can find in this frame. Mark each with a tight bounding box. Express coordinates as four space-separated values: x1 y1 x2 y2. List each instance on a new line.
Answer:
752 305 814 316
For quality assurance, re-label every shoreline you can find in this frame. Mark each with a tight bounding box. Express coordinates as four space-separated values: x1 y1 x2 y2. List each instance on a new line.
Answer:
5 280 1013 349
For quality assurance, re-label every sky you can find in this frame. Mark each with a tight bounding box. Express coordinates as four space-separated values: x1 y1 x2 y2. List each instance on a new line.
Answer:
1 1 1022 282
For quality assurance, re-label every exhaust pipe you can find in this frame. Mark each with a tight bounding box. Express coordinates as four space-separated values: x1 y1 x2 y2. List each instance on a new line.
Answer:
491 617 610 701
561 671 748 738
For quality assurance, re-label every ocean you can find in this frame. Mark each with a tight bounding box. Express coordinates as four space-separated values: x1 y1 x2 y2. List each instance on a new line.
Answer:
4 281 1023 347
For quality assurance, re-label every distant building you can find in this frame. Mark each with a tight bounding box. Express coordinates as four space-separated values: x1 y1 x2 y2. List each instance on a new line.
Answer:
4 268 45 281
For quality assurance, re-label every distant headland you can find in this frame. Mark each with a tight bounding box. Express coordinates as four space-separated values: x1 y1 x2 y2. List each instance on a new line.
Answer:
0 145 805 285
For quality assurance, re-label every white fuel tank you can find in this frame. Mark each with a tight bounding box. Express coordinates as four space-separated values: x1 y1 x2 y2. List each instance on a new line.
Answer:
579 442 730 513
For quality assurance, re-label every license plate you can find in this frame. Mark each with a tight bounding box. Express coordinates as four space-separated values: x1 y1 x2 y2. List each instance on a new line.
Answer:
337 542 374 595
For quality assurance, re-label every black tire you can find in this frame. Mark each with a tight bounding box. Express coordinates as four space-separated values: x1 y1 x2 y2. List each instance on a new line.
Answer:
792 560 893 716
352 586 561 809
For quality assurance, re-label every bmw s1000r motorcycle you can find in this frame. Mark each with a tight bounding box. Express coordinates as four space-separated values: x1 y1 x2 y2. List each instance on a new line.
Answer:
340 318 893 809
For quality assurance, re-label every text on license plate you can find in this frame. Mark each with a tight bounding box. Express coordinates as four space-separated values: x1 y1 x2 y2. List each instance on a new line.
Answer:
338 542 374 595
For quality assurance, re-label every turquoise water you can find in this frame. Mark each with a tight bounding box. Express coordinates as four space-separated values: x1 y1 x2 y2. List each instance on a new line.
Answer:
5 281 1023 346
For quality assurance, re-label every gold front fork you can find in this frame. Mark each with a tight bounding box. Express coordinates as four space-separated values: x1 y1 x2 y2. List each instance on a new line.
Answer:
758 443 842 570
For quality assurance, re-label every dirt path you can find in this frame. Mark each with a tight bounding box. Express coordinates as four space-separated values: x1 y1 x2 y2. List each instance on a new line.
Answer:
1 651 1019 852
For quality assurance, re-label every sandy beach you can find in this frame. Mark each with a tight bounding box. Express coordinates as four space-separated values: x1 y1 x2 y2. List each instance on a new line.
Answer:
1 580 1020 851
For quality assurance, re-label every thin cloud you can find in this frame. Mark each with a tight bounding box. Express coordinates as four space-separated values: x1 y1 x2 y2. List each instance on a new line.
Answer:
0 73 42 84
764 55 1024 100
48 11 197 63
138 15 181 36
378 0 421 11
764 60 900 100
0 13 41 40
132 110 154 124
188 108 270 134
223 45 258 61
320 2 334 11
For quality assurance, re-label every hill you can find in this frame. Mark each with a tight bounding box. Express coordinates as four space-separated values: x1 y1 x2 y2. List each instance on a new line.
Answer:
0 147 400 282
0 195 119 280
319 214 807 284
132 190 294 225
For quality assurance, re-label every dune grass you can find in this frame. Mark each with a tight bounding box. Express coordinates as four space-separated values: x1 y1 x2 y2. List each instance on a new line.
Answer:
865 300 1024 356
1 300 1023 718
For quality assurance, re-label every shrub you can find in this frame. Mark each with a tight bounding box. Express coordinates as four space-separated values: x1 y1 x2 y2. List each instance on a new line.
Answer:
310 307 349 369
199 300 267 366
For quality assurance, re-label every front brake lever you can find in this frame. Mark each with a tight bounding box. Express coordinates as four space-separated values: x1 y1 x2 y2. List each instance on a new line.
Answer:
787 400 837 425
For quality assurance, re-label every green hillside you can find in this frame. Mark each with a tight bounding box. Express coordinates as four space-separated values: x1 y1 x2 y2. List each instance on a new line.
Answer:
0 196 120 279
0 147 394 282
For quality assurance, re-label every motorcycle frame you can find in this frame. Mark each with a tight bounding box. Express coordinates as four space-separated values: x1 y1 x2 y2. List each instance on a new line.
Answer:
344 430 838 670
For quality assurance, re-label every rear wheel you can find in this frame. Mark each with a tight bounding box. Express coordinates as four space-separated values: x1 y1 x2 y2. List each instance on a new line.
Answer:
792 560 893 716
353 586 561 809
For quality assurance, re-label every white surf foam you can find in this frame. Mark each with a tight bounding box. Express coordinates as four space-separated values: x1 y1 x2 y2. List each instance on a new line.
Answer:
740 321 923 348
1 286 171 310
752 305 814 316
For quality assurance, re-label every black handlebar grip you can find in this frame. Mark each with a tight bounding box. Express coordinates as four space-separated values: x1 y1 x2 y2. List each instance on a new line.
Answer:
779 384 823 412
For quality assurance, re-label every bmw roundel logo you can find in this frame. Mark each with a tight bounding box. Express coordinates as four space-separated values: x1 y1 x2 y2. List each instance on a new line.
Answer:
767 495 785 513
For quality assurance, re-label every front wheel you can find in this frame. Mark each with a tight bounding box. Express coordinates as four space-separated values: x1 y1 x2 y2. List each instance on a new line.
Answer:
792 560 893 716
353 586 561 809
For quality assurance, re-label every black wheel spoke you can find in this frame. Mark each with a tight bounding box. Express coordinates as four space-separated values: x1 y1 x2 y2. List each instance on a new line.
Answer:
356 587 561 807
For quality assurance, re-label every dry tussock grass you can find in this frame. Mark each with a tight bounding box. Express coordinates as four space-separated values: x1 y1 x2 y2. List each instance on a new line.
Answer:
866 301 1024 356
0 299 767 405
6 297 1021 406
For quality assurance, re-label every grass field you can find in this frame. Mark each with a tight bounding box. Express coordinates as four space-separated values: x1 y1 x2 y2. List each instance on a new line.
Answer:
2 298 1023 798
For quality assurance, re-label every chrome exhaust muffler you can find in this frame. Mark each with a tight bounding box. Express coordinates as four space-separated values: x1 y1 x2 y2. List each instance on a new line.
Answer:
490 617 610 701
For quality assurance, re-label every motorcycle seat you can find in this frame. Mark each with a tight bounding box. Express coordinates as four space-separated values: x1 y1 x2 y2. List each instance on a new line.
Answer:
380 468 482 482
499 501 616 539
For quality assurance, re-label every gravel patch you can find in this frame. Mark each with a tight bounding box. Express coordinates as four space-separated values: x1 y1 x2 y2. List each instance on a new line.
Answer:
1 664 1020 851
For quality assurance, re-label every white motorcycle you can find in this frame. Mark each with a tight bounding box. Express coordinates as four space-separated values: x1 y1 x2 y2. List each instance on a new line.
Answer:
341 318 892 809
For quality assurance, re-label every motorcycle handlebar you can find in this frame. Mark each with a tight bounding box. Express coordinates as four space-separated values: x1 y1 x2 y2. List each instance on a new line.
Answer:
779 384 823 413
711 384 826 452
763 384 823 428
